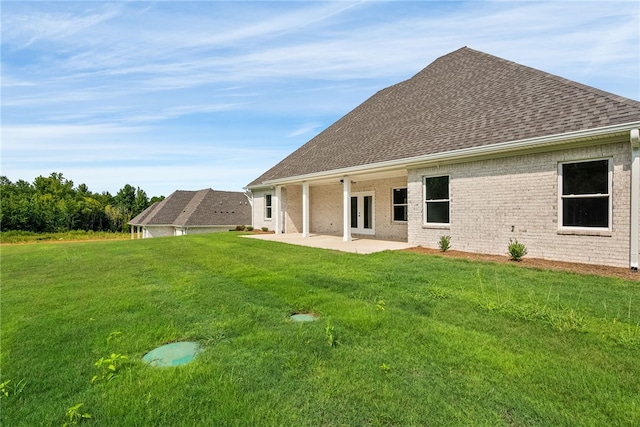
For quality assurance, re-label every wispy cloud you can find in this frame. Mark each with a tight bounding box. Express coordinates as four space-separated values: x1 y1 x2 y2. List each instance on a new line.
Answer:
287 123 323 138
2 3 123 50
1 1 638 195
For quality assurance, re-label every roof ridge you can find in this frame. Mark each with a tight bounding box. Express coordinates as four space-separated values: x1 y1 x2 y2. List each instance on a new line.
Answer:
173 189 210 226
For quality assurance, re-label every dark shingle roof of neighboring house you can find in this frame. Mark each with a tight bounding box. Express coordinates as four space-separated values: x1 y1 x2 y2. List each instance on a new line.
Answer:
248 47 640 187
129 189 251 227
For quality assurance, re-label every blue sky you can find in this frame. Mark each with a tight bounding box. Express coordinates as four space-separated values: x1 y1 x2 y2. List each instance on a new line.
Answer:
2 1 639 198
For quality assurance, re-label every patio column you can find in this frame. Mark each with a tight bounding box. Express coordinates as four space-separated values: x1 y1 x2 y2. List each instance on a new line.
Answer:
274 185 282 234
302 182 310 237
342 178 352 242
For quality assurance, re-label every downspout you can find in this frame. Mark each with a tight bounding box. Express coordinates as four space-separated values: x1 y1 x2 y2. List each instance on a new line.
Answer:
630 129 639 271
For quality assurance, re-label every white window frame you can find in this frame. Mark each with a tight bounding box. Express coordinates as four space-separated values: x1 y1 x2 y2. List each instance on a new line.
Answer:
392 187 408 223
264 193 273 220
423 175 450 226
558 158 612 231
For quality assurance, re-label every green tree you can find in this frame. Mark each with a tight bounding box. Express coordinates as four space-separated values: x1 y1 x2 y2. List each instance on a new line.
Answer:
114 184 136 214
1 173 160 233
133 187 150 217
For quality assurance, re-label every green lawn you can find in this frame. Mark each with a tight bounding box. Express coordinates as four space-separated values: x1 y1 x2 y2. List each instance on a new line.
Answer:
1 233 639 426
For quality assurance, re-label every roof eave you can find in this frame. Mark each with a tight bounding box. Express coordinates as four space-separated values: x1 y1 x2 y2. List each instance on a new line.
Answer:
247 122 640 188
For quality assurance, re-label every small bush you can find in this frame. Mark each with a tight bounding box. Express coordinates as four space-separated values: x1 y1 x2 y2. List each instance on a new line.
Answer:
235 225 246 231
261 227 269 232
508 239 528 261
246 226 254 231
438 235 451 252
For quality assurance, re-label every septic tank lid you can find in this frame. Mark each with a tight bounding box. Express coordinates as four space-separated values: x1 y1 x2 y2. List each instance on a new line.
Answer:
142 341 202 367
290 313 318 322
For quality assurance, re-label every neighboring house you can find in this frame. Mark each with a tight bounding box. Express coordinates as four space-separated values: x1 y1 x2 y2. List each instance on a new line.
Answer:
129 188 251 238
246 47 640 270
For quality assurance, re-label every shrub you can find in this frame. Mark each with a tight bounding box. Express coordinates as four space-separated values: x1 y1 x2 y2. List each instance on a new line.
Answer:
246 226 254 231
508 239 528 261
261 227 269 232
235 225 246 231
438 235 451 252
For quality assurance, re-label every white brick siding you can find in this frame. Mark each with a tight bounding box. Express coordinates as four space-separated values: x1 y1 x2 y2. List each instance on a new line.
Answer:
252 177 409 241
408 141 633 268
144 226 174 238
251 189 274 231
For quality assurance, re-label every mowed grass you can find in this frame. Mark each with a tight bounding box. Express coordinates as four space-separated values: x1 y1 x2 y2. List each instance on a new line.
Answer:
1 233 639 426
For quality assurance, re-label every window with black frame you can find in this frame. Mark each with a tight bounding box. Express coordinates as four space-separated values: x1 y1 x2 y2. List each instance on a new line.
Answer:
392 188 407 222
560 159 610 228
424 176 449 224
265 194 272 219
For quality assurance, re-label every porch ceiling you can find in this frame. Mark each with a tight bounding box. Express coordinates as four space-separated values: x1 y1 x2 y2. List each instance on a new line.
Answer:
293 168 408 187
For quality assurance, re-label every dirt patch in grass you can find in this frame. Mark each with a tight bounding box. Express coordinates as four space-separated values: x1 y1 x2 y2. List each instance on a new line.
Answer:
406 247 639 281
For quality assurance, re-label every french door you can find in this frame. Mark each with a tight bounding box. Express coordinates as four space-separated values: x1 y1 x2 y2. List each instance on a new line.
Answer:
350 192 375 235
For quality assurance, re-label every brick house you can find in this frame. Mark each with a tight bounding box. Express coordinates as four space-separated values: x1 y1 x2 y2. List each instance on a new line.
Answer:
129 188 251 238
246 47 640 269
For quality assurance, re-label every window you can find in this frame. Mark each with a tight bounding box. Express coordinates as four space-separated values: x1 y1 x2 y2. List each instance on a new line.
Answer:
424 176 449 224
265 194 272 219
559 159 611 228
392 188 407 222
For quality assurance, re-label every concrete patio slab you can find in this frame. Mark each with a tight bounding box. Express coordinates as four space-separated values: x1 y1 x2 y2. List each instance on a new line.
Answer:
242 233 413 254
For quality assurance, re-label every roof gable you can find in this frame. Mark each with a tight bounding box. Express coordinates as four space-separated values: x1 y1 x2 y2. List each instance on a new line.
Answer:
248 47 640 187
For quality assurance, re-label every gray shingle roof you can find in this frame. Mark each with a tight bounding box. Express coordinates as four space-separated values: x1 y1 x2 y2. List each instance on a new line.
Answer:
248 47 640 187
129 189 251 227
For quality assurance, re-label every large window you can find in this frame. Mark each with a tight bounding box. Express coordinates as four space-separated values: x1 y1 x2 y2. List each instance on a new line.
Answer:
265 194 273 219
392 188 407 222
559 159 611 228
424 176 449 224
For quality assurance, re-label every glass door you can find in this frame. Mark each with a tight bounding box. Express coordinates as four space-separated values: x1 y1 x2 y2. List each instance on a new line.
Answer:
350 192 375 235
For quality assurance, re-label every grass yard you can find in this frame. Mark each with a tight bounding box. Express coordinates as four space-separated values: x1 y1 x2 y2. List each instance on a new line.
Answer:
1 233 639 426
0 230 129 244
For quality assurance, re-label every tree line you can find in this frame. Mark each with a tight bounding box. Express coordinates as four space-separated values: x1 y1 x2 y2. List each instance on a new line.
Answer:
0 172 165 233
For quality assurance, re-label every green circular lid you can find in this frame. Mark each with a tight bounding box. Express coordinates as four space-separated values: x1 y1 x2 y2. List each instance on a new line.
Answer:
290 313 317 322
142 341 202 367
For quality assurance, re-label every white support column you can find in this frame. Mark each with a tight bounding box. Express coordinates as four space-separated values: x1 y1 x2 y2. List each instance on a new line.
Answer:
302 182 310 237
630 129 639 271
274 185 282 234
342 178 352 242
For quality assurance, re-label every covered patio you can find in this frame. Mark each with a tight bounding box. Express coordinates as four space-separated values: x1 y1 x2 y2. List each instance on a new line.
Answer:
242 233 413 254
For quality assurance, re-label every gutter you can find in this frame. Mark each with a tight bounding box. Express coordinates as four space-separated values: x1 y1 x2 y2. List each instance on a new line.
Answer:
247 121 640 188
630 129 639 271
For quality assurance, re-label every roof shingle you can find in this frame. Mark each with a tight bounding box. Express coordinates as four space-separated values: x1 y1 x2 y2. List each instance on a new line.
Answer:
129 189 251 227
248 47 640 187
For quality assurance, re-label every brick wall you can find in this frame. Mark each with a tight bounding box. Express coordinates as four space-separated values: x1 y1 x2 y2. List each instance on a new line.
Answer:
407 141 633 268
350 177 408 240
308 183 343 235
251 189 274 231
274 177 409 240
145 226 175 238
284 185 302 233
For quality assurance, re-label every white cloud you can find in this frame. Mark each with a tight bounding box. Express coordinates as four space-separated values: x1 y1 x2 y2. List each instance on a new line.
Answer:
287 123 323 138
1 1 638 196
2 3 123 50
